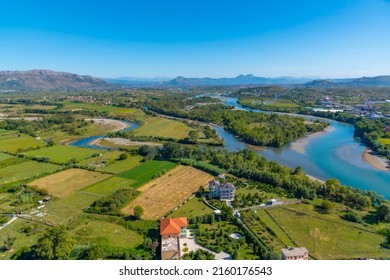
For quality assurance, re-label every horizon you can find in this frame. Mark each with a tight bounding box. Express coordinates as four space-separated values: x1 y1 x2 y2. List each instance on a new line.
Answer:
1 0 390 78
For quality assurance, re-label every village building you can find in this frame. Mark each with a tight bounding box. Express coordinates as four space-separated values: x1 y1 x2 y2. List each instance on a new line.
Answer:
160 217 188 260
281 247 309 260
209 179 235 200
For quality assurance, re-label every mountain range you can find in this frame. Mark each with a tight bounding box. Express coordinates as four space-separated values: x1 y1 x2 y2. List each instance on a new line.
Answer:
0 70 109 92
1 70 390 91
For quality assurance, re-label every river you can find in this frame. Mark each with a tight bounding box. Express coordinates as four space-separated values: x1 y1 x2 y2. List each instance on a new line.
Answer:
213 95 390 198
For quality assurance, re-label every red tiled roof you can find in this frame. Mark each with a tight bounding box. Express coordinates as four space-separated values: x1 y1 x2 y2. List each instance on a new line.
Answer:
160 217 188 236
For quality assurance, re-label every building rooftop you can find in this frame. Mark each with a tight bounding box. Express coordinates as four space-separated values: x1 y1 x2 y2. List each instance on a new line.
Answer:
160 217 188 236
282 247 308 257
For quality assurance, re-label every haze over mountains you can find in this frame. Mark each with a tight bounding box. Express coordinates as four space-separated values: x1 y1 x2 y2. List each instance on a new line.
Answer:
1 70 390 92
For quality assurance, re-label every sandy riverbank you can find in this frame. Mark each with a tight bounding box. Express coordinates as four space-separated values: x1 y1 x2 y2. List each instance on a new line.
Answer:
290 126 335 155
306 174 326 184
362 149 390 171
97 137 162 147
85 118 129 133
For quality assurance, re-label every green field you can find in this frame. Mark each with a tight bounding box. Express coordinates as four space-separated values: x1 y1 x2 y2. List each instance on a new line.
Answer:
82 177 136 196
258 204 388 259
0 152 14 162
99 155 143 173
71 220 143 248
133 117 192 139
0 134 45 153
379 138 390 146
45 192 100 224
118 160 177 188
0 161 60 184
25 145 98 163
0 218 48 260
168 196 214 219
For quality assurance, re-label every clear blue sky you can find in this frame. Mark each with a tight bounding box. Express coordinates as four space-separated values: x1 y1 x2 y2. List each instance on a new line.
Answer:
0 0 389 78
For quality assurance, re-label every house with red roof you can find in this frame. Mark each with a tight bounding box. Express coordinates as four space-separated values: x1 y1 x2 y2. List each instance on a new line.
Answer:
160 217 188 260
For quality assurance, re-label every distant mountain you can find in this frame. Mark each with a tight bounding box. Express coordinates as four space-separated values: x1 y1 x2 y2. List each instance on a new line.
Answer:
305 79 340 87
305 76 390 87
350 76 390 86
104 77 171 85
0 70 110 92
163 74 312 86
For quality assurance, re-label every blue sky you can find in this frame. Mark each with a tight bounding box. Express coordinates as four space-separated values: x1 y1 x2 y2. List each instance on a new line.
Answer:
0 0 389 78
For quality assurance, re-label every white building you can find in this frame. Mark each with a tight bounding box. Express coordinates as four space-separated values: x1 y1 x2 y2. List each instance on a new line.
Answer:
281 247 309 260
209 179 235 200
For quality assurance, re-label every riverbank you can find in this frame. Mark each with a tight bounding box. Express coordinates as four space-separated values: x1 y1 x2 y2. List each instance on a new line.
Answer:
97 137 162 147
290 126 335 155
362 149 390 171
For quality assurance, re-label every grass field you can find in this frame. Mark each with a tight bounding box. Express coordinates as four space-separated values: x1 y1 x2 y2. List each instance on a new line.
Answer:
71 220 143 248
118 160 177 188
0 152 14 162
0 134 45 153
82 177 136 196
97 155 143 174
0 218 48 260
0 161 60 184
25 145 98 163
168 196 214 219
258 204 388 259
133 117 192 139
44 192 99 224
122 165 214 220
28 169 111 197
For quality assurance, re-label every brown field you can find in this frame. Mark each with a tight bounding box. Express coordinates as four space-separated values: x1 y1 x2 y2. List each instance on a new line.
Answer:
28 168 111 197
121 165 214 220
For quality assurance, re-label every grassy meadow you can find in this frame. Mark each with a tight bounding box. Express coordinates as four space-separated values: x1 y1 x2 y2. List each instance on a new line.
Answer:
25 145 98 163
133 117 192 139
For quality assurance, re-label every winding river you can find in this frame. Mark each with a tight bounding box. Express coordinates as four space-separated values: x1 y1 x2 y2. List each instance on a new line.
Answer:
214 95 390 198
71 98 390 198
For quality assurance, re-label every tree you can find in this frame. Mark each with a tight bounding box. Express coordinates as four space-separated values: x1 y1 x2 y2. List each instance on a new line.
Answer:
188 130 199 142
119 153 129 160
376 204 390 222
133 205 144 220
3 234 16 251
34 226 75 260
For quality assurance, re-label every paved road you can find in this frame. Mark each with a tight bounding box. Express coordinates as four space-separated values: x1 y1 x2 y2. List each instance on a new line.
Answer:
0 216 17 231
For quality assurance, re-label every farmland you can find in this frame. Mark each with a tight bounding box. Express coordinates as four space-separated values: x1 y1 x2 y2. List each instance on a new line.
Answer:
0 134 45 153
25 145 98 163
82 177 135 196
27 169 111 197
133 117 192 139
118 160 177 188
0 161 60 184
252 203 388 259
122 165 214 220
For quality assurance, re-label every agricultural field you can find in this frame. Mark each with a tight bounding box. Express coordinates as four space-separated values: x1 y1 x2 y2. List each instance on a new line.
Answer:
82 152 143 174
27 168 111 197
0 161 60 185
133 117 192 139
256 204 388 259
0 218 48 260
379 138 390 146
0 134 45 153
122 165 214 220
0 152 14 162
168 196 214 219
25 145 98 164
71 219 143 248
82 177 135 196
44 192 100 224
118 160 177 188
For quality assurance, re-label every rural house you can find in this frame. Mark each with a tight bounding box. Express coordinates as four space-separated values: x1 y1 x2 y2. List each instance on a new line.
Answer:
209 179 235 200
160 217 188 260
281 247 309 260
